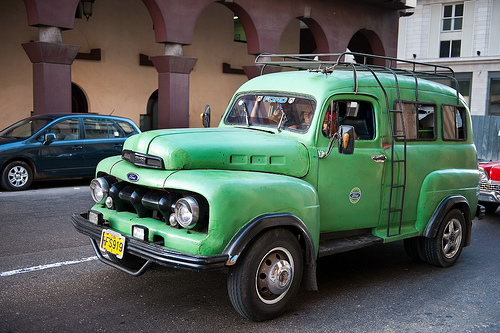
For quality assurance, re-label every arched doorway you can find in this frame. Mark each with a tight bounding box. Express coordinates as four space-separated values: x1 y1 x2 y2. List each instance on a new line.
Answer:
300 21 317 54
140 90 158 131
71 83 88 113
278 18 328 56
347 29 385 65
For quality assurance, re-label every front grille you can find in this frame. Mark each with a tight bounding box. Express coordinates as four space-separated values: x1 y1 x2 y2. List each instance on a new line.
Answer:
122 150 164 169
106 181 209 233
480 180 500 192
109 182 178 220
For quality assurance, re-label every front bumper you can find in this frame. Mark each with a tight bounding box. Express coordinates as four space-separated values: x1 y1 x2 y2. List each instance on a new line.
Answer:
71 212 228 275
478 190 500 204
479 179 500 204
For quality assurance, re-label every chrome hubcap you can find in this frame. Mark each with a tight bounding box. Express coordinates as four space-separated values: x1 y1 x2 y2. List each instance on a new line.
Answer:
7 165 29 188
256 247 294 304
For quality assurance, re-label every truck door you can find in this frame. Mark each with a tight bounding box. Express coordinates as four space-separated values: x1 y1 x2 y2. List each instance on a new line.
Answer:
316 99 387 232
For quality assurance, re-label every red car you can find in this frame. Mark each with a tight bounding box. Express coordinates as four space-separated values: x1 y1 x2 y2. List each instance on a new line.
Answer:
478 160 500 213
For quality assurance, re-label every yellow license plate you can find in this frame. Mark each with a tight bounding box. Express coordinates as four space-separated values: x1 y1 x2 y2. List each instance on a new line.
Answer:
100 229 125 259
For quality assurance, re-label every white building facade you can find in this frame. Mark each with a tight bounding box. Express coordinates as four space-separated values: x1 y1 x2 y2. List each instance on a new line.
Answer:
398 0 500 116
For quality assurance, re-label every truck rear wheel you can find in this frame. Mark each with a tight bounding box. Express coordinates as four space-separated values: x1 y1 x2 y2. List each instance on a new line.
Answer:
423 209 465 267
227 228 303 321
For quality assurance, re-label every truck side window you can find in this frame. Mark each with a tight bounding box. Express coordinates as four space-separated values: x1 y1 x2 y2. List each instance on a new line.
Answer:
394 102 436 140
442 105 467 140
323 100 375 140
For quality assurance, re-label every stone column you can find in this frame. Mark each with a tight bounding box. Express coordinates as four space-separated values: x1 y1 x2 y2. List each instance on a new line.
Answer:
22 27 79 114
150 43 197 129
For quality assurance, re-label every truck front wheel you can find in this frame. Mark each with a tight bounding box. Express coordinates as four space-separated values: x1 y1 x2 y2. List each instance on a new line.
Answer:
423 209 465 267
227 228 303 321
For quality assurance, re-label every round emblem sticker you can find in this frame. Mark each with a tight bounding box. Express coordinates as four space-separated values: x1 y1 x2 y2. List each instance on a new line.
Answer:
127 172 140 182
349 187 361 204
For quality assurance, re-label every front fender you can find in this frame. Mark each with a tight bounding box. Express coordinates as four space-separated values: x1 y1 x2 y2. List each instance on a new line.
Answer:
164 170 320 256
223 213 316 265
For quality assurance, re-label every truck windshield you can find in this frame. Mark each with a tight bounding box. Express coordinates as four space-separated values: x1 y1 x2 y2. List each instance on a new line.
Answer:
225 94 316 132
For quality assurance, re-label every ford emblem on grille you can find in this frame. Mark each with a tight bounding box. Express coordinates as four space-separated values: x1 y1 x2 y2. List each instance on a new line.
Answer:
127 172 140 182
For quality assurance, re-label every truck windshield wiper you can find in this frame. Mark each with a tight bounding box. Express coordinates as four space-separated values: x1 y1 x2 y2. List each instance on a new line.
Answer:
277 107 287 132
242 103 250 126
234 126 275 134
238 100 250 126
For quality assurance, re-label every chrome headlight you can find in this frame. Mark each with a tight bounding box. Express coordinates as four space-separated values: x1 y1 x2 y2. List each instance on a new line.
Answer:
90 177 110 204
174 197 200 229
479 167 489 182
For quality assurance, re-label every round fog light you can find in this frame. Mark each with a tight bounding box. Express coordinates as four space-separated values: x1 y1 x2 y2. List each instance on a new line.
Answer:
169 213 178 227
105 196 114 209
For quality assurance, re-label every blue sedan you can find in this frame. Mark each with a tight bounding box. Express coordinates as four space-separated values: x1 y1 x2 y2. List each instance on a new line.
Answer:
0 113 140 190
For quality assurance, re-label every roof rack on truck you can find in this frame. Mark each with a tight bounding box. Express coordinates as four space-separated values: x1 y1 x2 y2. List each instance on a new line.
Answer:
255 52 460 105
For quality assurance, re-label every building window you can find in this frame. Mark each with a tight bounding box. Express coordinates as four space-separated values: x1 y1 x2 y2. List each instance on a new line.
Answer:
440 40 461 58
443 4 463 31
489 74 500 115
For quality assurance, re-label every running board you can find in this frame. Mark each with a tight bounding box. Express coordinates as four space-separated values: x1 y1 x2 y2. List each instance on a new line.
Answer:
318 233 383 258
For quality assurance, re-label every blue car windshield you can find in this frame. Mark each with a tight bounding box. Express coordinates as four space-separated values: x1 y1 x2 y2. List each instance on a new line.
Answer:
225 94 316 132
0 118 52 139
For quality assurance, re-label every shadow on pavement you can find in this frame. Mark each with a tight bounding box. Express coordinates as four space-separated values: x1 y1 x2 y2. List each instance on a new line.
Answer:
29 177 92 190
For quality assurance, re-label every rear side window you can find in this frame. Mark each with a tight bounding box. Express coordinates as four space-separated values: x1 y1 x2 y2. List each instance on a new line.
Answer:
115 120 137 136
442 104 467 140
84 118 123 139
394 102 436 141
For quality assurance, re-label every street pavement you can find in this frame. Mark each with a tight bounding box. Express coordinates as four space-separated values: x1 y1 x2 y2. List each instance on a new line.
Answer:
0 180 499 332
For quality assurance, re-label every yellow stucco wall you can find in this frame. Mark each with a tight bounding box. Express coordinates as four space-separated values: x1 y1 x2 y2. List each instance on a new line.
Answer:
0 0 300 130
0 1 36 129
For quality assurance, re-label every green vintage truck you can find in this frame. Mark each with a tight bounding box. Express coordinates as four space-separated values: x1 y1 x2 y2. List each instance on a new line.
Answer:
72 53 481 321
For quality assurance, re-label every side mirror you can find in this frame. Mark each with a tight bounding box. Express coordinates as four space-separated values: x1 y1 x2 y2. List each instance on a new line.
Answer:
200 105 211 128
338 125 355 155
43 133 56 145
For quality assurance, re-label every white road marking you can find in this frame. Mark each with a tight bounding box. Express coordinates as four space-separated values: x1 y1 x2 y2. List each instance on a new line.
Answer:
0 256 98 277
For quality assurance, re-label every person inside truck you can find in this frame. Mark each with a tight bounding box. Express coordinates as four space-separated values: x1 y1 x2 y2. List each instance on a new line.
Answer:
322 104 337 139
323 101 374 140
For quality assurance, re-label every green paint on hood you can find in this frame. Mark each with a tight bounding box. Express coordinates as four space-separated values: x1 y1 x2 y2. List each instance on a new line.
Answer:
123 128 310 178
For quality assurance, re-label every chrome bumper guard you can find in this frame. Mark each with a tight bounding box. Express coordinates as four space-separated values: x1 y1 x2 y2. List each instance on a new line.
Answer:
71 213 228 276
478 190 500 204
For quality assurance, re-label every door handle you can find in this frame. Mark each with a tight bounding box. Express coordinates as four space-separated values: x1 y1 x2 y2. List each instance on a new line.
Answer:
72 145 83 150
114 144 123 148
371 154 387 163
